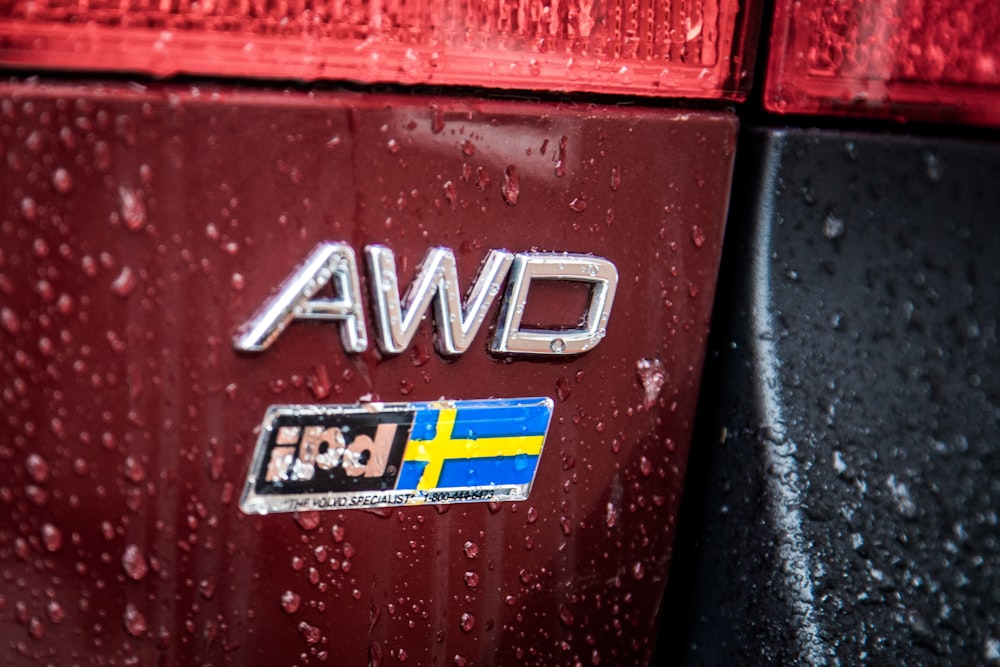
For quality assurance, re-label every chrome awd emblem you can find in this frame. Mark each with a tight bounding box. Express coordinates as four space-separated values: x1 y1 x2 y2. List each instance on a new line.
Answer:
233 242 618 357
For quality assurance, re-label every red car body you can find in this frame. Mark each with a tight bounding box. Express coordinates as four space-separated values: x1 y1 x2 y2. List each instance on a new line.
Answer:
2 0 998 664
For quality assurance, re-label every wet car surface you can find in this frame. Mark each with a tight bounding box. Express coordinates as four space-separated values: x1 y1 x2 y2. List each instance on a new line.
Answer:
2 0 1000 664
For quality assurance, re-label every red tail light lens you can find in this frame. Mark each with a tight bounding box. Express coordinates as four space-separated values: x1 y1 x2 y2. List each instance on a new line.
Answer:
0 0 757 99
764 0 1000 126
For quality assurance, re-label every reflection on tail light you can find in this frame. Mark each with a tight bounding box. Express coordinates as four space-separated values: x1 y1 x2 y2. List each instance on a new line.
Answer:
0 0 759 98
765 0 1000 126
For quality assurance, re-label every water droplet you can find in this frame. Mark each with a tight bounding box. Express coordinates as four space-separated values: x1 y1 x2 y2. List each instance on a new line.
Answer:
298 620 321 643
632 560 645 581
550 338 566 353
833 450 848 475
281 590 301 614
59 127 76 151
25 453 49 482
20 197 38 222
558 604 575 627
569 197 587 212
101 431 116 450
463 571 480 588
231 273 245 291
555 376 572 402
430 105 445 133
35 278 55 302
56 293 74 315
605 502 619 528
923 152 943 182
122 544 149 580
639 456 653 476
306 364 331 400
459 612 475 632
611 165 621 191
800 184 817 205
45 600 65 624
123 604 148 637
40 523 62 552
463 541 479 559
28 616 45 640
1 307 21 334
25 128 44 152
111 266 136 298
81 255 98 278
823 211 845 240
886 474 917 518
526 506 538 524
691 225 706 248
443 181 458 210
636 358 666 409
409 343 431 367
94 141 112 171
118 185 147 231
475 166 491 191
25 485 49 506
295 511 321 531
51 167 73 194
124 455 145 483
115 114 137 146
462 140 475 157
502 166 520 206
554 136 568 177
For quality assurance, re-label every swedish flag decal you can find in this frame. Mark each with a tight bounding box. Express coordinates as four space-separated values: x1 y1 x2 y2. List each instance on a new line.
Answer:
240 397 553 515
396 398 552 493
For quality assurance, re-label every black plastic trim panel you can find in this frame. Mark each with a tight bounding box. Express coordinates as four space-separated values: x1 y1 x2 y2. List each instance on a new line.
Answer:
661 128 1000 665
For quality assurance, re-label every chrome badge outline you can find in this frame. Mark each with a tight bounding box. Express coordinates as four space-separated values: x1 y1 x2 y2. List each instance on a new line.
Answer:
233 242 618 357
239 397 555 514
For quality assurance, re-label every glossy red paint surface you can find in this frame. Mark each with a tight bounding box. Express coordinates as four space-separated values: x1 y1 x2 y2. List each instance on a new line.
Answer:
0 82 735 664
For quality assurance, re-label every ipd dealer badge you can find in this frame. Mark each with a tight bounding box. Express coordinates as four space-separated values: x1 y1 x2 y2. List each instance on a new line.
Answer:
240 397 554 514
